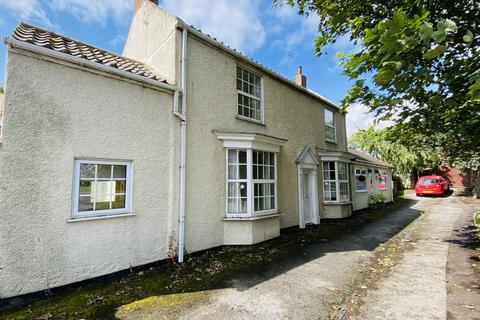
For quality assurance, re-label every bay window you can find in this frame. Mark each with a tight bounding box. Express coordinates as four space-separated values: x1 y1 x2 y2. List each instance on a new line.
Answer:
323 161 349 202
226 149 277 217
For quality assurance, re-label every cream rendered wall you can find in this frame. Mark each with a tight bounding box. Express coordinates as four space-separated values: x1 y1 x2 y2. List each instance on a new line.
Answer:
0 50 179 298
183 36 347 253
123 1 180 84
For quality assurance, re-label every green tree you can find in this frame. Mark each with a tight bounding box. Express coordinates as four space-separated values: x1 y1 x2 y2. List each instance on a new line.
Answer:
276 0 480 161
350 126 438 177
277 0 479 194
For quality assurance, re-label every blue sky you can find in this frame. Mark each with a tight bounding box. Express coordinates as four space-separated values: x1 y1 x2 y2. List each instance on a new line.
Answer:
0 0 385 136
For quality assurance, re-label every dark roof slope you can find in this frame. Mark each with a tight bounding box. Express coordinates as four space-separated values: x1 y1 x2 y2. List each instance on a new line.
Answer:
12 22 168 83
347 148 393 168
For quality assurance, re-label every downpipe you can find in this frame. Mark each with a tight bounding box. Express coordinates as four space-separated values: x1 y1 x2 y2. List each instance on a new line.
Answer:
177 28 188 263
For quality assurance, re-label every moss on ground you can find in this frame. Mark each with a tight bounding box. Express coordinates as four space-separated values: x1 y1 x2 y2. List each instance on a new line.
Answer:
0 198 412 320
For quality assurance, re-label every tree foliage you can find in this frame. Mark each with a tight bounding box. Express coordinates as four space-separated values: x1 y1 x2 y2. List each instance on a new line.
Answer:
350 126 438 175
276 0 480 162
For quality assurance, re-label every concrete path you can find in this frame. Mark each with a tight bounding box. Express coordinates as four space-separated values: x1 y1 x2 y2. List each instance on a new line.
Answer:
352 194 480 320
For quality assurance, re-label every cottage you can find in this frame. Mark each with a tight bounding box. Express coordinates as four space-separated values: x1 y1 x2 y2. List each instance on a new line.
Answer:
0 0 393 298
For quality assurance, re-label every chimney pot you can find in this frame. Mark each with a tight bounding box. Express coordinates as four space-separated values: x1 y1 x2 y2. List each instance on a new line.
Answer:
134 0 158 14
293 66 307 88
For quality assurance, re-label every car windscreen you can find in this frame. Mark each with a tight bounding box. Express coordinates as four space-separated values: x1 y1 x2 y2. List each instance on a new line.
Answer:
418 179 438 184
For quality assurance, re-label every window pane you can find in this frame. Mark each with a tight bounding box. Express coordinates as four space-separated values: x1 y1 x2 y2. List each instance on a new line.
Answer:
95 201 110 210
240 198 247 213
240 182 247 197
228 150 237 164
97 165 112 179
340 182 349 201
79 180 92 195
239 164 247 179
239 151 247 164
325 109 334 125
115 180 126 193
112 194 126 209
228 198 237 213
80 164 95 179
78 195 93 212
113 165 126 179
228 165 238 179
330 182 337 201
96 181 113 196
338 163 347 180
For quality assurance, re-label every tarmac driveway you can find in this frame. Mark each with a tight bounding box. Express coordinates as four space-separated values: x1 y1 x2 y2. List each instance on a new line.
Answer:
117 194 430 320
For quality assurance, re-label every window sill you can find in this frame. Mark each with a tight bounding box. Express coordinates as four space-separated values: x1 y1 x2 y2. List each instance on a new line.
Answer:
325 139 337 144
235 115 266 126
356 190 368 193
67 213 136 223
223 212 281 221
323 201 352 206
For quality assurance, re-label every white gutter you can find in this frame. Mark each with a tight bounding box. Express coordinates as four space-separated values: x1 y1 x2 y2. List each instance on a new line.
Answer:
177 28 187 263
5 37 177 93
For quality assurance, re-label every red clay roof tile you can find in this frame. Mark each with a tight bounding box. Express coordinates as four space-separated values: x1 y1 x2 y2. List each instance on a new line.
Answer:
12 22 169 84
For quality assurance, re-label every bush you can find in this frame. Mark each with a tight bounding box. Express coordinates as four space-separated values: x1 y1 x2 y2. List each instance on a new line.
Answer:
370 193 385 205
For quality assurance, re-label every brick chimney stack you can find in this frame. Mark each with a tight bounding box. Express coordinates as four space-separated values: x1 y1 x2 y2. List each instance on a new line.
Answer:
293 66 307 88
134 0 158 14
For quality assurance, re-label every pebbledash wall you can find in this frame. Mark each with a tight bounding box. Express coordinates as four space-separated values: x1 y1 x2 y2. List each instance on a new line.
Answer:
0 47 179 298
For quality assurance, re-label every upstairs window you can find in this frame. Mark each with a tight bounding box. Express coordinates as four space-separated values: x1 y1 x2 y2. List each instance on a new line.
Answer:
237 66 263 122
72 160 132 218
325 109 336 142
323 161 349 202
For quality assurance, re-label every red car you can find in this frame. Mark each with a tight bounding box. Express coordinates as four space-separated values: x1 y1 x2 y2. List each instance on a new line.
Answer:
415 175 450 196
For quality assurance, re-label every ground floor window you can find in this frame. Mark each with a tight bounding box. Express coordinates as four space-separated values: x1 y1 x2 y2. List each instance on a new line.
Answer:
323 161 349 202
355 167 367 192
72 159 133 218
379 170 388 190
227 149 277 217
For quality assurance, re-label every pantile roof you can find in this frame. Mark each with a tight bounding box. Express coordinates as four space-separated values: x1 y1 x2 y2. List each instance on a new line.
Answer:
12 22 168 83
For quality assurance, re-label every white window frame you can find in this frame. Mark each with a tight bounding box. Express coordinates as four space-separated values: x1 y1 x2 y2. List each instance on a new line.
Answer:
325 109 336 143
323 161 350 203
225 148 277 218
379 170 388 190
236 66 264 124
355 167 368 192
72 159 133 219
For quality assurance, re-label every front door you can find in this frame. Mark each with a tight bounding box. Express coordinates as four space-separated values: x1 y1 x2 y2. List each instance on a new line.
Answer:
302 172 312 224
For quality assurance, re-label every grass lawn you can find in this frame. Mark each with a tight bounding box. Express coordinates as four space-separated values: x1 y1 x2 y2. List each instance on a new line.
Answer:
0 198 411 320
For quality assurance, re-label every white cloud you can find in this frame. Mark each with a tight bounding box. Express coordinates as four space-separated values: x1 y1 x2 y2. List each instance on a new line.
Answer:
48 0 131 26
346 103 394 138
0 0 53 27
161 0 266 54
